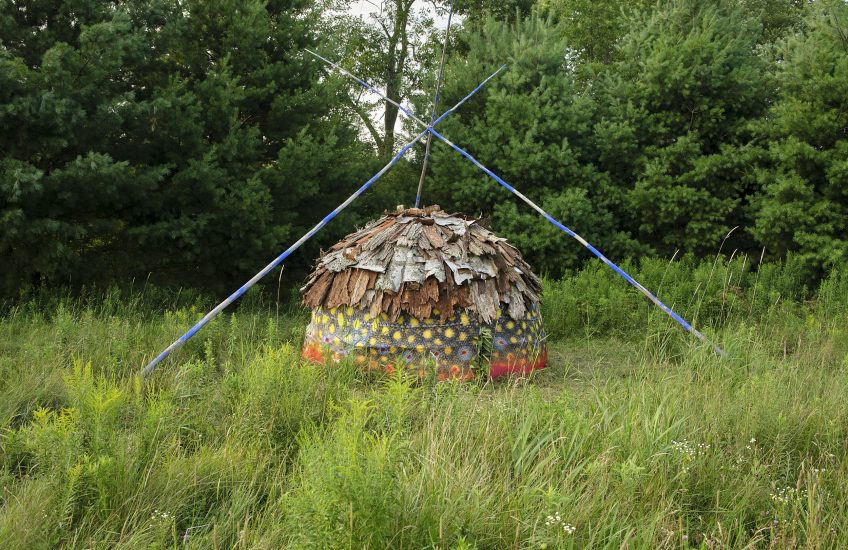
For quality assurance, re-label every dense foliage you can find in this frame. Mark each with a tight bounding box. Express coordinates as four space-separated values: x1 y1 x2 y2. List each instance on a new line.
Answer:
0 0 371 294
424 0 847 278
751 1 848 278
2 0 846 294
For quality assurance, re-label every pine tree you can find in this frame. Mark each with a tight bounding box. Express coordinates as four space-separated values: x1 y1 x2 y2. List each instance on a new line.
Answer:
421 14 646 277
601 0 769 257
752 0 848 277
0 0 368 294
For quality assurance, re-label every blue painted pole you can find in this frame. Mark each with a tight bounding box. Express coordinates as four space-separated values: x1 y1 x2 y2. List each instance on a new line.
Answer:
428 128 726 356
431 65 508 125
306 47 507 135
141 64 509 375
415 0 456 208
141 128 430 376
305 49 427 127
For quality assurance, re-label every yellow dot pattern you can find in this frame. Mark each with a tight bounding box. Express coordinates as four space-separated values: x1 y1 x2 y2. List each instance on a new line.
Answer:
302 303 546 380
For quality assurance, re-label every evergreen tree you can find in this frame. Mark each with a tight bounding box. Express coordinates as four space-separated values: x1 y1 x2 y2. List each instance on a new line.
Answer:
744 0 810 44
420 15 646 277
0 0 368 294
538 0 652 65
752 0 848 277
599 0 769 257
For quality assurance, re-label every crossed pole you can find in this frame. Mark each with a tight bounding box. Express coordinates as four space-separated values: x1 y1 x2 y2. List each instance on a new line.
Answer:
141 62 507 375
142 50 723 376
305 52 725 357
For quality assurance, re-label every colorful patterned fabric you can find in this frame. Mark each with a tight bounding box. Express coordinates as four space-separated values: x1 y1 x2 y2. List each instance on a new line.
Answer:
301 304 547 380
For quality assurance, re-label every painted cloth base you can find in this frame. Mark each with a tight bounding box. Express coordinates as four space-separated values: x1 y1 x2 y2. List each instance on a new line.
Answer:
301 304 547 380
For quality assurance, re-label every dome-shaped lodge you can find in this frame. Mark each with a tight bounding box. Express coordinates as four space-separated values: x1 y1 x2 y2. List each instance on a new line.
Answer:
300 205 547 380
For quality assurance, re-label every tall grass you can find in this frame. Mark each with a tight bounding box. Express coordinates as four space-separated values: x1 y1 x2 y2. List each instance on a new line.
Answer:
1 257 846 548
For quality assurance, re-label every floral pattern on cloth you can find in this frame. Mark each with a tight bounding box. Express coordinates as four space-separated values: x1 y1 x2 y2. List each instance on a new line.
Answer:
301 304 547 380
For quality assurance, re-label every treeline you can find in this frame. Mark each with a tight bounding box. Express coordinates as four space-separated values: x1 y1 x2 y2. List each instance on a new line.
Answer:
1 0 846 296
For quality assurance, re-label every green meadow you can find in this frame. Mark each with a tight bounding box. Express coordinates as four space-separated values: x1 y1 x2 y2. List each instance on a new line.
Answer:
1 257 847 549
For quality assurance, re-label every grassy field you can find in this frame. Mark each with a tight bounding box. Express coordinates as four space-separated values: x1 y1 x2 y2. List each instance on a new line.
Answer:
1 257 847 549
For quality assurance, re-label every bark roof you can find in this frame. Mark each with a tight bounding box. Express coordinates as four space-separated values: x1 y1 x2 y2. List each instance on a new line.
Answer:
301 205 542 324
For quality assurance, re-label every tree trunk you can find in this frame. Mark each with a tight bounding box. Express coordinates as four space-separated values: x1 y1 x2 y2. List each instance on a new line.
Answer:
379 0 413 158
